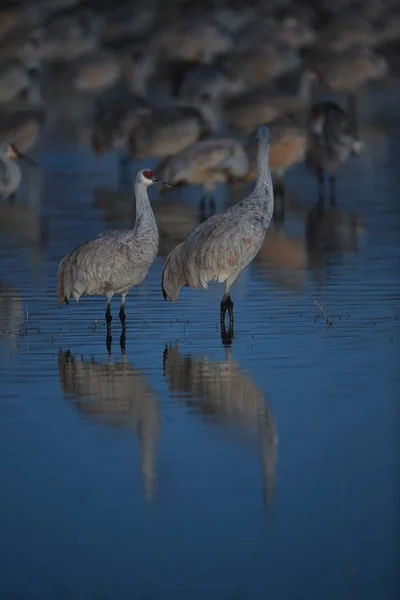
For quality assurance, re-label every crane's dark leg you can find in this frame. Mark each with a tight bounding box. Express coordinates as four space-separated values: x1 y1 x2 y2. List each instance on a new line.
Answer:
220 292 234 325
209 194 216 216
220 321 234 347
200 192 216 222
273 179 285 228
348 92 359 141
105 298 112 347
106 332 112 354
105 302 112 326
119 293 127 327
118 154 132 189
317 167 325 207
329 175 336 206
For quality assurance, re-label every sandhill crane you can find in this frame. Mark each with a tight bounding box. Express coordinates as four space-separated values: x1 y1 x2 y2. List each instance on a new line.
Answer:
306 101 363 203
127 105 207 161
90 94 150 156
312 46 388 129
223 41 301 89
72 51 123 93
154 137 249 218
223 69 317 134
0 42 39 109
58 349 160 502
57 169 169 333
161 126 274 327
0 140 37 200
163 344 278 506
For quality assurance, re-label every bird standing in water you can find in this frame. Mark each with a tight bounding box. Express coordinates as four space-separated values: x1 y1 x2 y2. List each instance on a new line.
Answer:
57 169 169 338
306 101 362 204
0 140 37 200
161 126 274 335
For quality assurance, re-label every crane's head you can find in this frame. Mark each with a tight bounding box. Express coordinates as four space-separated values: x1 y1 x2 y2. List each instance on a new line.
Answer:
0 140 37 166
139 169 171 188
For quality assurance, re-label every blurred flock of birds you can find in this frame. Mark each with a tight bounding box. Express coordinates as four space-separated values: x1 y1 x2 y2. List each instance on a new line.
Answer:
1 0 400 341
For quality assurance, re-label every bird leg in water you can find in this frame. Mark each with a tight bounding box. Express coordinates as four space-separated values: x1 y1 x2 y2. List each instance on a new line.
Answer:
220 321 234 346
105 301 112 333
119 293 127 329
220 292 234 324
317 167 325 205
199 193 216 223
329 176 336 206
348 92 359 141
120 330 126 353
273 180 285 227
106 331 112 354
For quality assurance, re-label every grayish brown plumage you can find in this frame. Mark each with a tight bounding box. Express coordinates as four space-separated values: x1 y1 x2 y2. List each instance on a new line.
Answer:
161 125 274 325
57 169 163 330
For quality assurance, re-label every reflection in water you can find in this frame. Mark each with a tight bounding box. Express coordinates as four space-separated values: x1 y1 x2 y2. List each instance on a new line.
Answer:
305 205 364 268
57 349 160 502
0 201 48 281
256 225 308 292
163 344 278 506
0 284 24 351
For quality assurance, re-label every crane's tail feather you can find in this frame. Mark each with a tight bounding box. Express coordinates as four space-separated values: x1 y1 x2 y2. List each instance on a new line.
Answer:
56 257 71 307
162 242 188 303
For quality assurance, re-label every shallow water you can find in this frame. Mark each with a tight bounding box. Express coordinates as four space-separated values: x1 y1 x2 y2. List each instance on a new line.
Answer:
0 88 399 600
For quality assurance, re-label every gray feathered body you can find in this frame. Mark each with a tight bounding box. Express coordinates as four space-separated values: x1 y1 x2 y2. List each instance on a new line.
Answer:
162 126 273 302
306 101 361 176
57 175 159 306
0 156 21 199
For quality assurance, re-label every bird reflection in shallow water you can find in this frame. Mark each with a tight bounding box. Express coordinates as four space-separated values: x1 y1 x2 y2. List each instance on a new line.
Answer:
305 204 364 269
57 348 160 502
163 344 278 507
0 284 24 352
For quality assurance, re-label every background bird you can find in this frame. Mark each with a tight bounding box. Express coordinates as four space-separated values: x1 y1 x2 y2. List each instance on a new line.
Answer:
57 169 169 335
0 140 37 200
161 125 274 330
306 101 363 204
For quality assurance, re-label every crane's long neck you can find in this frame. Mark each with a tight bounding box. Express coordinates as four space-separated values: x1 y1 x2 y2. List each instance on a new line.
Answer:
133 180 157 236
254 131 274 228
255 134 273 194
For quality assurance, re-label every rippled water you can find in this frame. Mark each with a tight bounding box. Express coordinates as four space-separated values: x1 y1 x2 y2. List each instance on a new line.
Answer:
0 88 399 600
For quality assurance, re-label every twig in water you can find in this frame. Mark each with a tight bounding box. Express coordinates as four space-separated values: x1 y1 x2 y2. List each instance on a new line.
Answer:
313 299 334 328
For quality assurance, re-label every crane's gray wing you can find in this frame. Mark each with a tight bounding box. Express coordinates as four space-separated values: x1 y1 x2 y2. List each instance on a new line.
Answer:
58 233 133 302
183 211 265 274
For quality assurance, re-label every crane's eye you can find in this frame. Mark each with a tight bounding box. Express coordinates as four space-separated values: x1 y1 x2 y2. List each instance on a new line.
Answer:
143 170 153 179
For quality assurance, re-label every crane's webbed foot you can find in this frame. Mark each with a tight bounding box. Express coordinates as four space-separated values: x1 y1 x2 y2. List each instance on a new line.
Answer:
220 294 234 325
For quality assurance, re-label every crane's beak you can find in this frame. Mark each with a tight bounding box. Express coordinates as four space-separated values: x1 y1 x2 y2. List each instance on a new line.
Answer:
7 144 38 167
153 177 172 188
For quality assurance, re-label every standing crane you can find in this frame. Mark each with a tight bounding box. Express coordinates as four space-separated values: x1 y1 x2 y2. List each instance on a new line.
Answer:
161 126 274 328
306 101 362 204
0 140 37 200
57 169 169 334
